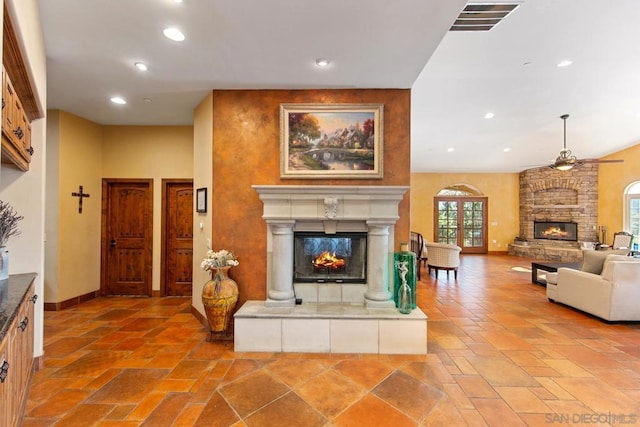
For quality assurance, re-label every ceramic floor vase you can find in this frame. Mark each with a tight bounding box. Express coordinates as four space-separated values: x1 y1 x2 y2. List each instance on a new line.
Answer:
202 266 238 333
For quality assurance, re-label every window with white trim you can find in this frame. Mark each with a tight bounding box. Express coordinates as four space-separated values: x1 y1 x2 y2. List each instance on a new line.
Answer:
624 181 640 248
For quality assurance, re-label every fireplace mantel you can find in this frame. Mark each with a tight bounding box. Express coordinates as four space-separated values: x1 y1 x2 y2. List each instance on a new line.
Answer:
253 185 409 222
253 185 409 307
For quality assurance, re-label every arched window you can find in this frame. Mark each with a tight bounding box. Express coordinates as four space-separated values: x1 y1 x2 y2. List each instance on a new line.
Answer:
436 183 483 196
624 181 640 246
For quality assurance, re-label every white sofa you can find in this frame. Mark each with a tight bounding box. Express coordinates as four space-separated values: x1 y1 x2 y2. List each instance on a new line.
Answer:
547 252 640 321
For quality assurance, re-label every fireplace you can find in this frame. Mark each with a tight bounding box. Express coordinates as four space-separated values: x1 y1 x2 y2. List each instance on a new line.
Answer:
534 221 578 242
294 232 367 283
234 185 427 355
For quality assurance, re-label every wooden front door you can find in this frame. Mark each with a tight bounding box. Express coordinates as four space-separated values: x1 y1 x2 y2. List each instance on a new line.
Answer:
434 196 488 254
101 179 153 296
161 180 193 296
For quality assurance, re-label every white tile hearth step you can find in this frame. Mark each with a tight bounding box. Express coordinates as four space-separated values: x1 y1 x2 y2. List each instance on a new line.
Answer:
234 300 427 355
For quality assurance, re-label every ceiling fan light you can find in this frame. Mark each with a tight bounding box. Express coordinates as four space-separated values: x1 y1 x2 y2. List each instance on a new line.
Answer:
554 162 575 171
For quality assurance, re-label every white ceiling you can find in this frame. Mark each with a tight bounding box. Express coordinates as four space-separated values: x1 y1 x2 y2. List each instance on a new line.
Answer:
37 0 640 173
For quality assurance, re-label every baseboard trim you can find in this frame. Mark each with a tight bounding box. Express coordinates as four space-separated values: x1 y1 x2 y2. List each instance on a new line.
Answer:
191 305 208 328
44 290 100 311
33 355 44 371
488 250 509 255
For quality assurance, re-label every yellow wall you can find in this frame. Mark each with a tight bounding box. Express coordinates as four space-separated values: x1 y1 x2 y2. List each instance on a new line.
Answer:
56 111 103 302
192 93 213 314
410 173 520 251
598 142 640 242
102 125 194 292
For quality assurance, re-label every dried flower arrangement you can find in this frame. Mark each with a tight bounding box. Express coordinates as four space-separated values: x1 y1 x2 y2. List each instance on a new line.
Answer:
0 200 23 247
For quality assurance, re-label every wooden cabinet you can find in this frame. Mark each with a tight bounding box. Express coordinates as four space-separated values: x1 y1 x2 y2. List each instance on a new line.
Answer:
0 339 9 427
0 277 36 426
1 4 42 172
1 65 32 171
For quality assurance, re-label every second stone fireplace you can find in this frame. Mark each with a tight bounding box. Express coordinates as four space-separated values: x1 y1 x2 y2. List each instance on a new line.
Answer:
509 164 599 262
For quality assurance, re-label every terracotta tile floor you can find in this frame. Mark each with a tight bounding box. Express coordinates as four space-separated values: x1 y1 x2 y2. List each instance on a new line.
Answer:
24 255 640 426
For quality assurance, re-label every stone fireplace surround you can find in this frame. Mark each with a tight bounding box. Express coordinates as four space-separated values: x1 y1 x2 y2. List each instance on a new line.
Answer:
233 185 427 354
508 165 599 262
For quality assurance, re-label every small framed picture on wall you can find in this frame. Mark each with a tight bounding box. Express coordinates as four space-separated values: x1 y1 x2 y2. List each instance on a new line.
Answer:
196 188 207 213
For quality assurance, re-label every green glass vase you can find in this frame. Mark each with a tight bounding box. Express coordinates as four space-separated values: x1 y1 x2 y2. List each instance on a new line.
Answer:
393 243 416 311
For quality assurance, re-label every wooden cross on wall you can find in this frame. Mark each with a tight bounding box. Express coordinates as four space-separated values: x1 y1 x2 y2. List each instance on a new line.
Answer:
71 185 90 213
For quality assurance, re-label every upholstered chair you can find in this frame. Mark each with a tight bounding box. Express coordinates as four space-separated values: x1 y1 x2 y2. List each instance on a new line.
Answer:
612 231 633 250
425 242 462 279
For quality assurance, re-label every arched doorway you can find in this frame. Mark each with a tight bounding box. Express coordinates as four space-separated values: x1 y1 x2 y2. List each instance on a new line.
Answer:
434 184 488 254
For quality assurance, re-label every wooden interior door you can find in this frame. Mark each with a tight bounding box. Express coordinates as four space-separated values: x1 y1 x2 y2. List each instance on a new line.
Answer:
101 179 153 296
161 180 193 296
434 196 488 254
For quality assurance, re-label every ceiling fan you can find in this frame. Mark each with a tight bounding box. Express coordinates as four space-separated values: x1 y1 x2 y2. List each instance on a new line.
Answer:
549 114 624 171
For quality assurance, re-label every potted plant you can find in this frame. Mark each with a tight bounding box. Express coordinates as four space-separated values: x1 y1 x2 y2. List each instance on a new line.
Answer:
0 200 23 280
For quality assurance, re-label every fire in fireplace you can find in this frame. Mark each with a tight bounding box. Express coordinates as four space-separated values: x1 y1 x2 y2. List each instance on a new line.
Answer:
312 251 346 270
534 221 578 241
294 232 367 283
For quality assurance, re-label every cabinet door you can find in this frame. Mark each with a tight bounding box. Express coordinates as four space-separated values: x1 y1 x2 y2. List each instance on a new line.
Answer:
16 102 29 160
18 288 35 391
0 340 9 427
12 92 23 150
2 68 15 139
3 318 18 426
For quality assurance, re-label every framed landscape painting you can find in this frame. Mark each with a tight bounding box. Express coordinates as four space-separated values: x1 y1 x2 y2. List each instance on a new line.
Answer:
280 103 384 179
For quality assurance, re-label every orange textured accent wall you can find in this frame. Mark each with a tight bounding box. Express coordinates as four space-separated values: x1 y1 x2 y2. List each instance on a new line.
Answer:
211 89 411 306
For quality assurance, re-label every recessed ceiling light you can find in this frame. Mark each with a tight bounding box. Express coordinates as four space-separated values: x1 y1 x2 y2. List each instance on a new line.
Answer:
110 97 126 105
163 27 185 42
485 112 494 119
315 58 330 67
503 148 511 152
447 147 455 153
134 62 148 71
557 60 573 68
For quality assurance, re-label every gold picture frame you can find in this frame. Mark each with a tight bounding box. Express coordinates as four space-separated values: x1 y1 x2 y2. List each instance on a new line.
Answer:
280 103 383 179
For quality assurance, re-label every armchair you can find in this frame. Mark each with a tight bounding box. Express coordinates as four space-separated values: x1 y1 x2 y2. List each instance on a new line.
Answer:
612 231 633 250
425 242 462 279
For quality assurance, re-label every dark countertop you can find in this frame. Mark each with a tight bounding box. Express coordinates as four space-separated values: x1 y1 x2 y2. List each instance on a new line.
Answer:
0 273 37 343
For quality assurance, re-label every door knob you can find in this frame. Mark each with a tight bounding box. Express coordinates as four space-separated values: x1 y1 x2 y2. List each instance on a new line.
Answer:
110 239 116 248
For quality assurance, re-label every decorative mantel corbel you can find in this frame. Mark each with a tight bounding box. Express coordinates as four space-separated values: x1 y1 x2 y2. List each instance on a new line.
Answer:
323 197 338 219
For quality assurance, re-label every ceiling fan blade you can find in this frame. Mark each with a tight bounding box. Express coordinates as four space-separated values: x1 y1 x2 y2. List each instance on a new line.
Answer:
577 159 624 164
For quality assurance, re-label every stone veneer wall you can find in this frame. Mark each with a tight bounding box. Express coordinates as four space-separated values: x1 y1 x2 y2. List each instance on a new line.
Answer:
509 164 598 261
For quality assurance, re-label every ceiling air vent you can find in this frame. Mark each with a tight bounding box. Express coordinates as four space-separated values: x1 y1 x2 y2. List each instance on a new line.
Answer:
450 3 520 31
